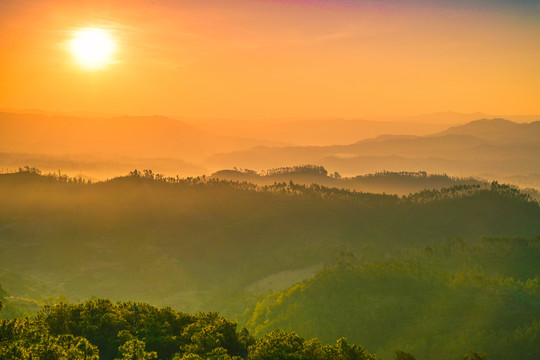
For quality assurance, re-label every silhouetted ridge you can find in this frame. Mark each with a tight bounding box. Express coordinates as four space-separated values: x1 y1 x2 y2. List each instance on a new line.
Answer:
434 118 540 142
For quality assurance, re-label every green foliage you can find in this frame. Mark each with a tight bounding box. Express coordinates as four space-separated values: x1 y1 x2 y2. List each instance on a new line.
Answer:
247 330 377 360
400 236 540 283
248 329 306 360
116 339 157 360
31 300 256 360
244 256 540 360
1 300 381 360
180 314 251 357
0 318 99 359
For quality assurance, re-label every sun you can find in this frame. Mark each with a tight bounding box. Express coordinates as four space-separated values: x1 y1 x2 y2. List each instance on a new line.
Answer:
69 28 116 69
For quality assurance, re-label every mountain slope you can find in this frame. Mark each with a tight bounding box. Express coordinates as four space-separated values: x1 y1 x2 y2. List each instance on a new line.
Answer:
245 253 540 360
433 118 540 142
0 170 539 310
0 112 280 161
205 119 540 177
189 117 452 146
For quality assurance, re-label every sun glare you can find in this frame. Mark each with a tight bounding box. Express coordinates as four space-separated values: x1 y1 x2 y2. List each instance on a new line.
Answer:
69 28 115 69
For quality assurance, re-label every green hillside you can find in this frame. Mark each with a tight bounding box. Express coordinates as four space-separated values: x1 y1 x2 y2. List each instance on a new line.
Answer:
244 238 540 360
0 168 539 313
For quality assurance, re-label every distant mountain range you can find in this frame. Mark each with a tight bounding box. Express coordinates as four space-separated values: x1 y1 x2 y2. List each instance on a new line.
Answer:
0 111 280 177
185 111 540 146
0 112 282 161
434 118 540 142
1 111 539 184
205 118 540 180
188 117 451 146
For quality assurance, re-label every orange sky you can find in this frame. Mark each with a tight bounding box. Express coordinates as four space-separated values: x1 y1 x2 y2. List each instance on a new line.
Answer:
1 0 539 119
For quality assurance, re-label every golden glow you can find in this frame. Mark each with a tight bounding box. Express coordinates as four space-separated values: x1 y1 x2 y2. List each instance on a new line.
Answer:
1 1 539 118
69 28 115 69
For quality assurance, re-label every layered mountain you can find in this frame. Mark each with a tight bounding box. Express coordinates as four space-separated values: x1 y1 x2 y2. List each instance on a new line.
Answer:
188 112 540 146
0 111 283 178
434 118 540 143
205 118 540 179
188 117 452 146
3 113 540 183
0 112 281 162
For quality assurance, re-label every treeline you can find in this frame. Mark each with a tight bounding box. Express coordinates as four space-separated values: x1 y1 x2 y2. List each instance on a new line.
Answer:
264 165 329 177
0 299 383 360
3 166 533 204
13 166 92 184
214 165 329 177
211 165 488 195
10 166 535 202
213 166 472 181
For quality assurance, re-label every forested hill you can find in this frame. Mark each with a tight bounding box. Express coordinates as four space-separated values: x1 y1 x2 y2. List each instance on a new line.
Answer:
244 237 540 360
0 169 539 309
211 166 488 196
0 299 381 360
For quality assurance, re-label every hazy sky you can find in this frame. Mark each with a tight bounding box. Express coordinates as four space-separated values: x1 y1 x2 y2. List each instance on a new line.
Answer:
1 0 539 119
